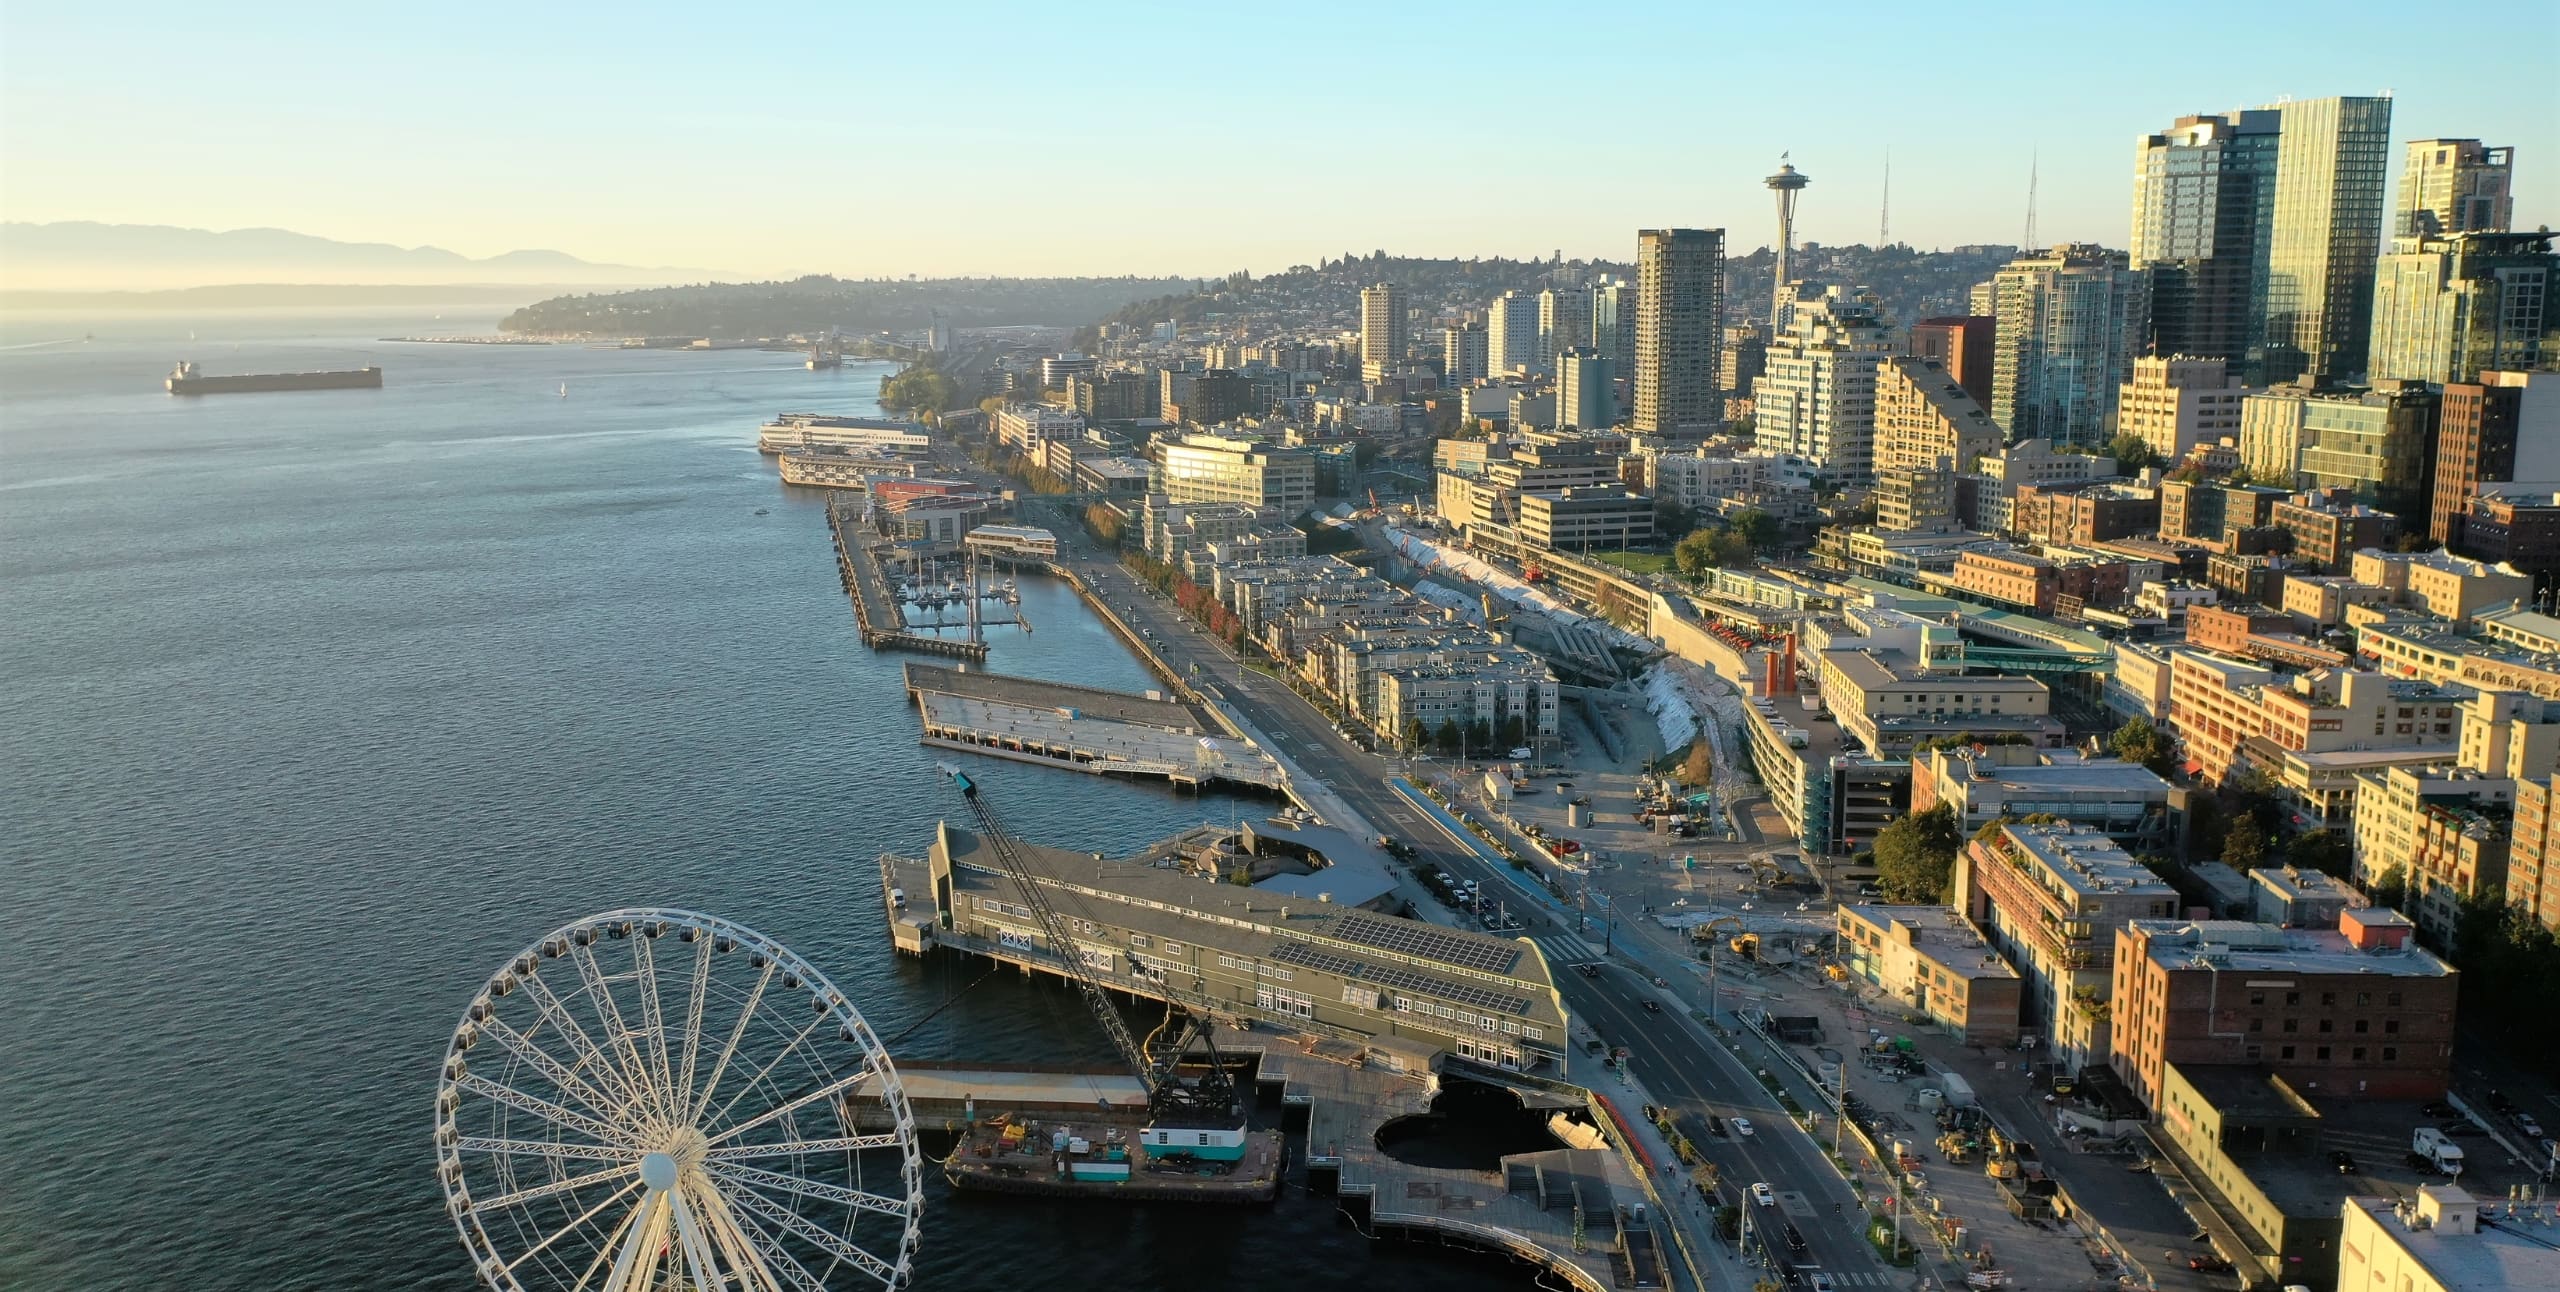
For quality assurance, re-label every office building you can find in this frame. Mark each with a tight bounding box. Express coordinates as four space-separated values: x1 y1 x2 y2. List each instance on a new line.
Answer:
1816 645 2060 759
2452 487 2560 603
2350 548 2535 621
2396 139 2514 238
1154 433 1316 511
1440 323 1488 386
2367 230 2556 385
2256 95 2394 385
2118 356 2244 463
1488 291 1541 378
1907 316 1995 408
1875 464 1957 533
992 402 1086 451
1359 283 1407 379
1874 355 2000 479
1556 347 1616 430
1161 368 1254 427
1516 487 1652 551
1633 228 1725 435
2131 111 2280 364
2341 1188 2560 1292
1068 371 1159 423
2109 909 2458 1110
1039 352 1098 388
1952 821 2179 1073
1990 244 2148 446
2434 371 2560 545
1754 284 1892 483
1590 276 1635 374
2241 384 2439 514
1834 905 2023 1045
1538 285 1591 368
1913 743 2178 854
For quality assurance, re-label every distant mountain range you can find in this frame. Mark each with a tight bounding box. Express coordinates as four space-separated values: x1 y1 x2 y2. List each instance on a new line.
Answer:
0 221 728 294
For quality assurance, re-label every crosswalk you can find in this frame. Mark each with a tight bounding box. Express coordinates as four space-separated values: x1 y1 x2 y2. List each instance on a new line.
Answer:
1805 1272 1896 1287
1521 928 1598 967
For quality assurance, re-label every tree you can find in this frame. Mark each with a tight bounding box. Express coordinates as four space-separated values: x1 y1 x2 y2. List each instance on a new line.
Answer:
1730 508 1780 550
1873 804 1961 903
2221 815 2267 868
2367 863 2409 912
1434 718 1462 754
1406 717 1428 752
2284 829 2351 879
1680 740 1715 786
1655 496 1696 538
1674 528 1724 579
2109 717 2176 776
2107 432 2162 473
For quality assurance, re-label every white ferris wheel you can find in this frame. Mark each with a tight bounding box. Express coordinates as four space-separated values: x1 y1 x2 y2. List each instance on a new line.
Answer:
434 909 923 1291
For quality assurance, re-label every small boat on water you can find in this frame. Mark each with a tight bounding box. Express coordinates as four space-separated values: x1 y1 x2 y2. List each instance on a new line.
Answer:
558 382 568 398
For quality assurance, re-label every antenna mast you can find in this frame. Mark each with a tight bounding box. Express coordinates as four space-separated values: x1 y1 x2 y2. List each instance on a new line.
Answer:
1879 149 1891 247
2022 151 2040 253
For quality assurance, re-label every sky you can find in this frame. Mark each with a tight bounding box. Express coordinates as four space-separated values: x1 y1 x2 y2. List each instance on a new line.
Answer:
3 0 2553 281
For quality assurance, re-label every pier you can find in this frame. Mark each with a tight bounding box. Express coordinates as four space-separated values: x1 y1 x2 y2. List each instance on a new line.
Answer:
903 662 1286 793
828 499 989 661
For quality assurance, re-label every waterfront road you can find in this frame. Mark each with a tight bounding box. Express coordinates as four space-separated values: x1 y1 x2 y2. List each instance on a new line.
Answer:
1036 511 1893 1286
1565 965 1899 1289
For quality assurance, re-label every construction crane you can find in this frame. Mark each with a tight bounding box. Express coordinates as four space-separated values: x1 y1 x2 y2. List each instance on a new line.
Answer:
941 766 1244 1135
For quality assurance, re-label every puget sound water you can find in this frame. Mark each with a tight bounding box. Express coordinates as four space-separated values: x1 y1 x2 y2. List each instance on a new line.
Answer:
0 311 1537 1290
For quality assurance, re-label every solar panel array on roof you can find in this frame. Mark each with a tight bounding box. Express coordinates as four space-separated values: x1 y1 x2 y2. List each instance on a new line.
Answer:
1330 911 1521 975
1268 941 1531 1016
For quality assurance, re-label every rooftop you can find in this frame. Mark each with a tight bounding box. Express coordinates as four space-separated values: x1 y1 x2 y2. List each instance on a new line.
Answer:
2343 1190 2560 1292
2127 919 2455 978
1836 904 2022 980
1936 748 2173 798
2000 822 2176 897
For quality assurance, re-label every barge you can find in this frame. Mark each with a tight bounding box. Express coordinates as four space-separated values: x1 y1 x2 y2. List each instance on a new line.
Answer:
942 1113 1284 1202
166 361 382 395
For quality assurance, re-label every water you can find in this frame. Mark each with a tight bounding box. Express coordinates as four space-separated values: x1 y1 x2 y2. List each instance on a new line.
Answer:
0 312 1538 1290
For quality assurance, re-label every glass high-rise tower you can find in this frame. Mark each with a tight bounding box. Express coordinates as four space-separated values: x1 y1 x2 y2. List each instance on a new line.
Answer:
2130 111 2278 365
2258 95 2394 385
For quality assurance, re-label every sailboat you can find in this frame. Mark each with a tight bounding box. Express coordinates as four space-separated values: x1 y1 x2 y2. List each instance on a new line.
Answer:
558 382 568 398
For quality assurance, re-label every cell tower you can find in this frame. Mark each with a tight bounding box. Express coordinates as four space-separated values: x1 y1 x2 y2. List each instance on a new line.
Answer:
1766 157 1812 328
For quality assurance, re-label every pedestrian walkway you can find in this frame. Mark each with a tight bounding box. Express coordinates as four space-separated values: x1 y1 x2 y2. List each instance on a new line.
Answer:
1525 928 1600 967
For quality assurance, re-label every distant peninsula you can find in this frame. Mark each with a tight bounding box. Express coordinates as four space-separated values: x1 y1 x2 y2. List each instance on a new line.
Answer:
1 282 563 311
498 275 1198 339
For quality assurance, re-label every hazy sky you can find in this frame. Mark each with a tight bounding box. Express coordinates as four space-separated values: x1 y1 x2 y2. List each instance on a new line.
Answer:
4 1 2551 279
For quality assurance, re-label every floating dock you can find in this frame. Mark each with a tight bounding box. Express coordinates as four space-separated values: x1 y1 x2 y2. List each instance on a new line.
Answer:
828 500 988 661
903 662 1285 793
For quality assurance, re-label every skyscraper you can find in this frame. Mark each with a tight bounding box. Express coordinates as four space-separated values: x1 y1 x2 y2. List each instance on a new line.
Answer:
1874 355 2001 480
1441 323 1489 386
1990 244 2149 446
2369 230 2556 385
1539 286 1592 367
1489 291 1541 378
1359 282 1407 379
2397 139 2514 238
1907 316 1995 408
1755 284 1894 484
2433 372 2560 545
1590 276 1635 374
1633 229 1725 436
2257 94 2393 385
2129 111 2279 364
1557 347 1617 430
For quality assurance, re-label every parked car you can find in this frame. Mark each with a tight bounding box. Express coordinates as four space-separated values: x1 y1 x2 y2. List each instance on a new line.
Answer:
1751 1182 1776 1207
2517 1114 2545 1139
2330 1150 2357 1175
1734 1117 1756 1137
2187 1255 2233 1273
2422 1100 2459 1119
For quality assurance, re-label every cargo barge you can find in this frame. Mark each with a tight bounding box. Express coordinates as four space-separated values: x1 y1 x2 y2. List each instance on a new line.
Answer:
941 1113 1284 1202
166 361 383 395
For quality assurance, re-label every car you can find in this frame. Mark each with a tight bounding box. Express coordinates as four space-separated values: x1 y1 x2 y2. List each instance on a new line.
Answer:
1784 1223 1808 1252
1578 963 1603 979
1734 1117 1756 1137
1810 1275 1835 1292
2422 1100 2459 1118
2442 1122 2485 1137
1642 999 1663 1013
1751 1182 1776 1207
1708 1115 1728 1137
2330 1150 2357 1174
2518 1114 2546 1139
2187 1255 2234 1273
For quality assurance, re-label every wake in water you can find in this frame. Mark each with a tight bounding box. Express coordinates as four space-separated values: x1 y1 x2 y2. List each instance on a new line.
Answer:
0 337 83 351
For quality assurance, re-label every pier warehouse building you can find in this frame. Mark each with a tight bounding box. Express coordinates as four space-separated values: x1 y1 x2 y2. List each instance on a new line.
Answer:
892 822 1572 1074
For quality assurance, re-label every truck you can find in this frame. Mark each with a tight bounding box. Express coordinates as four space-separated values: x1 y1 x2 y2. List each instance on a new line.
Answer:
2412 1126 2466 1176
1941 1073 1978 1110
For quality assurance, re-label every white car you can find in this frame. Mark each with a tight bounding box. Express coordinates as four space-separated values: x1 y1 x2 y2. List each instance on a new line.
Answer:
1751 1182 1776 1207
1810 1276 1836 1292
1733 1117 1755 1137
